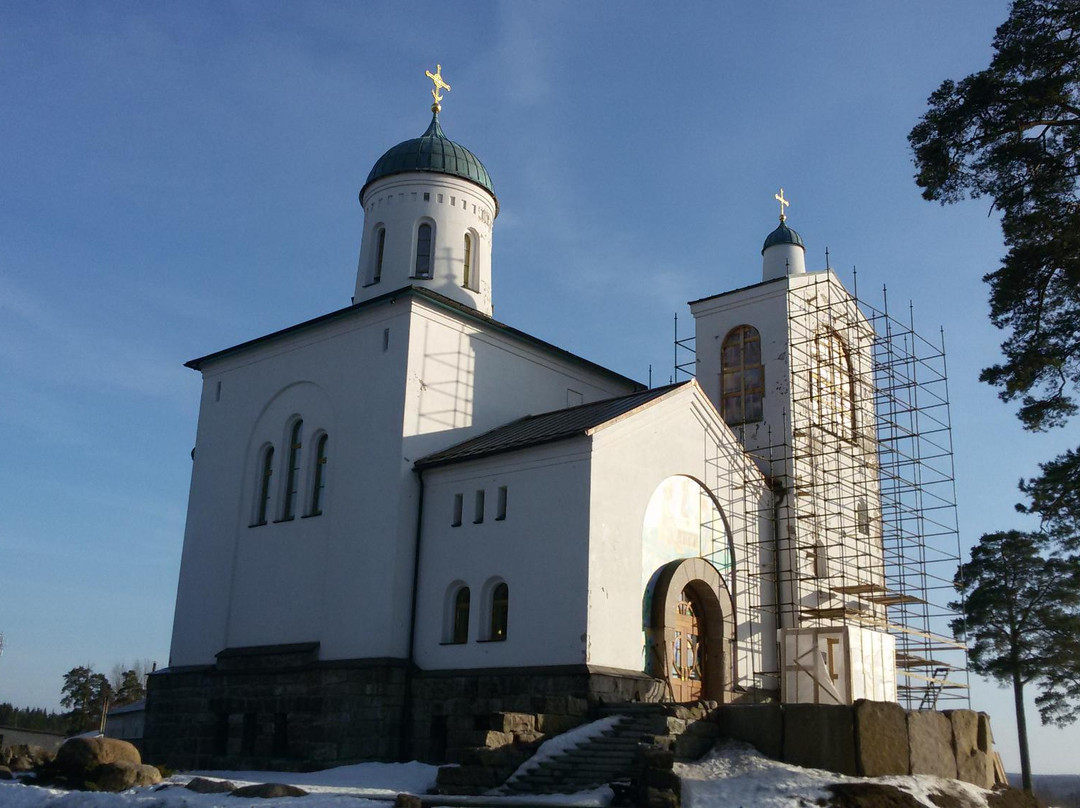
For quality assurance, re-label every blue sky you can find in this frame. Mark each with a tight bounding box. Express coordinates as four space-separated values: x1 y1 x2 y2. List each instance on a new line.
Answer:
2 0 1078 774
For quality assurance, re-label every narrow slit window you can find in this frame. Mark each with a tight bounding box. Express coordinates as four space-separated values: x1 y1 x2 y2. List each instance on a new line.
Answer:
474 490 485 524
490 583 508 641
282 420 302 520
415 223 433 278
452 493 463 527
309 434 328 516
255 446 274 526
496 486 507 521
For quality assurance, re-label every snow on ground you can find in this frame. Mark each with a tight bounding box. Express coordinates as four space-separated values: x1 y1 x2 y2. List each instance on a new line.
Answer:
0 761 438 808
678 741 995 808
0 740 1007 808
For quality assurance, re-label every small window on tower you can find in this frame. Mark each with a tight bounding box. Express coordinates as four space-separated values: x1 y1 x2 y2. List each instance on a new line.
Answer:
372 226 386 284
415 223 433 278
463 233 473 289
496 486 507 521
424 192 430 201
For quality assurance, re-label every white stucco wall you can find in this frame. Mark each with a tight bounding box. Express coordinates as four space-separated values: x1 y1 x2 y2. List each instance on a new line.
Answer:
169 291 640 669
414 441 593 669
169 303 413 667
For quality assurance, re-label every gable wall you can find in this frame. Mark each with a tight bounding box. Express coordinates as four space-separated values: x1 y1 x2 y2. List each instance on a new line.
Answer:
169 304 413 666
585 386 774 689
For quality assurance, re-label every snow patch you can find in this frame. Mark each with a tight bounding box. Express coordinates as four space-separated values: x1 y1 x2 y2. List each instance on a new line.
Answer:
678 742 995 808
500 715 622 787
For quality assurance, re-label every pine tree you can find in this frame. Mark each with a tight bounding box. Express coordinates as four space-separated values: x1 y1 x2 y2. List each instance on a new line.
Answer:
952 531 1080 791
60 666 113 734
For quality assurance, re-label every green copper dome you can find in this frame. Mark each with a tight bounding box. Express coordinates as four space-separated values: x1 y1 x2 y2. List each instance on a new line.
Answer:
361 112 495 202
761 220 805 255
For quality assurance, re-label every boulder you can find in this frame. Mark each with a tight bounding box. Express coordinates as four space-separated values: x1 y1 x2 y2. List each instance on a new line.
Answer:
94 761 139 792
946 709 980 757
186 776 237 793
716 703 783 760
783 703 857 776
10 756 34 772
854 700 909 776
134 765 162 787
907 711 957 779
0 765 12 780
230 782 308 798
55 736 141 776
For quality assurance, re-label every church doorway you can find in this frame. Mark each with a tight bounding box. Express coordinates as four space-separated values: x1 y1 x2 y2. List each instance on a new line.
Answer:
647 557 734 703
671 588 705 701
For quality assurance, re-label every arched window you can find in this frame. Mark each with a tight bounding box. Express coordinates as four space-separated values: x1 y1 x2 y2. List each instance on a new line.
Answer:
490 583 508 641
309 434 328 516
462 232 473 290
414 223 433 278
282 420 302 520
254 446 274 526
372 226 386 284
811 329 856 439
720 325 764 425
452 587 470 644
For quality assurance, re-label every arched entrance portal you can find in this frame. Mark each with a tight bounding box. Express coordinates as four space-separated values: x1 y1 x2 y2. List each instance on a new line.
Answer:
647 557 735 702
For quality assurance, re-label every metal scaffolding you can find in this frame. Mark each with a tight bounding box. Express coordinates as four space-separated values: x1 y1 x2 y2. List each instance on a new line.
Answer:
674 269 968 708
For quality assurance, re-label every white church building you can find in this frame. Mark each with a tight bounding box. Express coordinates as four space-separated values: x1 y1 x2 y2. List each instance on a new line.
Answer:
144 70 904 769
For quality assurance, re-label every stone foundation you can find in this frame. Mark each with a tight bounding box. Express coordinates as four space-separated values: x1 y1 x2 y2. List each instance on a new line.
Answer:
144 649 667 772
143 645 408 771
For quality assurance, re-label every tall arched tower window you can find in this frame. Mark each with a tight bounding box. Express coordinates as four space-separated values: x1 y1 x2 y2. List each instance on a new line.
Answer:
282 420 303 520
720 325 764 425
372 227 386 284
462 232 473 290
414 223 433 279
812 329 856 439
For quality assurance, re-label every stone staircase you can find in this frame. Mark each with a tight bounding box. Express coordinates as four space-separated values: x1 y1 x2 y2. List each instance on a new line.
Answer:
494 705 668 795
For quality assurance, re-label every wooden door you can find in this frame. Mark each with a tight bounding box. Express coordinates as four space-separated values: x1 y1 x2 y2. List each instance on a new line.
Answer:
670 590 705 701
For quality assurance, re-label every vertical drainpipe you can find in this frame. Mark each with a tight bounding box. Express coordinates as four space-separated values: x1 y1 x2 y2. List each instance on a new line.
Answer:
401 467 426 761
770 477 787 696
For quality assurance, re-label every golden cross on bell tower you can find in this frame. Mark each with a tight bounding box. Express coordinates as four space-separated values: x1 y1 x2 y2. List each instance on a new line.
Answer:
425 64 451 113
775 188 790 222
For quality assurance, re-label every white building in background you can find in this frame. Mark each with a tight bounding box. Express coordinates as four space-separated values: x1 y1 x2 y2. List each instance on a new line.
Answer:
145 72 898 770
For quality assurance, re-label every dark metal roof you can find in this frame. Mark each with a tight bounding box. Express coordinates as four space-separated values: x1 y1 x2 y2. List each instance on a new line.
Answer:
185 286 643 392
415 383 687 470
761 220 805 254
361 112 496 203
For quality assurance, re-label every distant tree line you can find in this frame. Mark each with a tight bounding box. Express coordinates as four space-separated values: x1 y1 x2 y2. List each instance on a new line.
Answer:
0 703 67 734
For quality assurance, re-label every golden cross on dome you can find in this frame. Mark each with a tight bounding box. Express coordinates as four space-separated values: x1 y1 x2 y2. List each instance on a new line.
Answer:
425 64 451 112
775 188 790 222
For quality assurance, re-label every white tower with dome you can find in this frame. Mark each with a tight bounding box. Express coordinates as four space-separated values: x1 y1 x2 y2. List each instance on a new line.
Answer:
354 66 498 316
